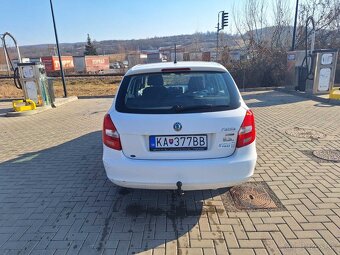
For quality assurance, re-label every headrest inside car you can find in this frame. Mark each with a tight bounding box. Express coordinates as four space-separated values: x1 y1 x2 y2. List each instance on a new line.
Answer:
188 77 204 92
147 74 164 86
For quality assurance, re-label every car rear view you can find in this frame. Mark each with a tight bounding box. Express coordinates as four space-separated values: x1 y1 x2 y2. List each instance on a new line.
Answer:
103 62 257 190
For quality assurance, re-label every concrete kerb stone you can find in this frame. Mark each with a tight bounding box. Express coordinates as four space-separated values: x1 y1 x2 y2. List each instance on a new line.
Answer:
53 96 78 107
276 88 340 106
5 96 78 117
5 105 53 117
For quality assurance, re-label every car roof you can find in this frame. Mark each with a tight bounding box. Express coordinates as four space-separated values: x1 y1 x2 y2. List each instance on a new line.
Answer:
126 61 227 76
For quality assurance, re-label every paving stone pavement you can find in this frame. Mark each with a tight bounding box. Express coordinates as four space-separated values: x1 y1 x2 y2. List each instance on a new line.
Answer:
0 90 339 255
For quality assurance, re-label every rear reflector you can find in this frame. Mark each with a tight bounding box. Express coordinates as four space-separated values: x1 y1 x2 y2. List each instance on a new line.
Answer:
161 68 191 72
103 114 122 150
236 109 256 148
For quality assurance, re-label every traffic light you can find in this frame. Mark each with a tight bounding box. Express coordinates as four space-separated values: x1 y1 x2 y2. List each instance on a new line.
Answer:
222 11 229 29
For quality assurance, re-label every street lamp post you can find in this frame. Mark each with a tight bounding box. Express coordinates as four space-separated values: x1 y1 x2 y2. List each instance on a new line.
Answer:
291 0 299 51
49 0 67 97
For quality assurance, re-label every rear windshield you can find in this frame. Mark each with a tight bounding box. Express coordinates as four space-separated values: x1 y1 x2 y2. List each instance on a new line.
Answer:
115 71 241 114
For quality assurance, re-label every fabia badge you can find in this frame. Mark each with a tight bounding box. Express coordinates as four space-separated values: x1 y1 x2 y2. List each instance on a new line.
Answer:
173 122 182 132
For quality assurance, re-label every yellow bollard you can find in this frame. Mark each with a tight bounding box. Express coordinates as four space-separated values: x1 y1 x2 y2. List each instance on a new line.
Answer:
12 99 37 112
329 87 340 100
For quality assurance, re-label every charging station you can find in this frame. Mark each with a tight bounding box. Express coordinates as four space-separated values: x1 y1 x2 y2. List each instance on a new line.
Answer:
286 49 338 94
15 62 51 107
286 16 339 98
1 32 52 113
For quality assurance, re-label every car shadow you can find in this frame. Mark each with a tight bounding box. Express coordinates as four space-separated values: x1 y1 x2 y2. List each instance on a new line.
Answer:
241 90 311 108
0 131 227 254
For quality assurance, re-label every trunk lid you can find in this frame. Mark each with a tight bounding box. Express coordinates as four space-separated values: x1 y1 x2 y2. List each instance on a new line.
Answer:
111 107 246 160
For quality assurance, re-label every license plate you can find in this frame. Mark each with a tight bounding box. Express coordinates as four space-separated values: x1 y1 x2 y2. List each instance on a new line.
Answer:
149 135 207 151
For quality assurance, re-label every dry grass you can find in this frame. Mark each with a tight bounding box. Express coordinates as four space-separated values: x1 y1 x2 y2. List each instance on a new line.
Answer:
0 76 122 98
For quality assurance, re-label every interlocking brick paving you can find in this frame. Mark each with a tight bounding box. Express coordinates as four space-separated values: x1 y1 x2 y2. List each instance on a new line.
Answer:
0 90 339 255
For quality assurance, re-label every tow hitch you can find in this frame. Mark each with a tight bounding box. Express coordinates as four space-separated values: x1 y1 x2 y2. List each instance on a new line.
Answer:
176 181 184 196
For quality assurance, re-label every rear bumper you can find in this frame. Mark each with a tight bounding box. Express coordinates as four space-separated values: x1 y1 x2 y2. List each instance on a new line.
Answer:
102 143 257 190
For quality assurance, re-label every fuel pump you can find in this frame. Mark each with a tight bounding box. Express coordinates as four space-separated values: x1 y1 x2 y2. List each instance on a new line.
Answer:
1 32 51 111
286 17 338 95
15 62 50 107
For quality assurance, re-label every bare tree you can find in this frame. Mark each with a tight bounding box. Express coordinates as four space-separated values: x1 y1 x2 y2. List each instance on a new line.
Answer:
223 0 339 87
192 32 202 52
225 0 293 87
231 0 268 51
296 0 340 49
271 0 292 49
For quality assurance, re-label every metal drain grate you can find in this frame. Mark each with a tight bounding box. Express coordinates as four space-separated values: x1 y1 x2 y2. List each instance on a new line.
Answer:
302 150 340 163
313 150 340 162
230 184 277 210
221 182 286 211
285 127 326 139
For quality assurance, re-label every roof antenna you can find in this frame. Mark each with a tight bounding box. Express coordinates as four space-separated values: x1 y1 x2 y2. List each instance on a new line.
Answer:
174 43 177 64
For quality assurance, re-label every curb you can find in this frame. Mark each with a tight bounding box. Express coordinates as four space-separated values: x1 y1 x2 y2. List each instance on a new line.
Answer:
78 95 115 99
0 98 22 103
5 96 79 117
6 105 53 117
275 88 340 106
53 96 78 107
240 86 284 92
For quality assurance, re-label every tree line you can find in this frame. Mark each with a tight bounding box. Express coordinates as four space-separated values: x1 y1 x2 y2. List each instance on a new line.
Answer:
221 0 339 87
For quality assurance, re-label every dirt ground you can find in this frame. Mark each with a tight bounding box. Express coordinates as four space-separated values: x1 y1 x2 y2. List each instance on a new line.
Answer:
0 76 122 98
2 77 340 100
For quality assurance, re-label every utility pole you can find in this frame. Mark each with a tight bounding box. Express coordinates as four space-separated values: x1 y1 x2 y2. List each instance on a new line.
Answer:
49 0 67 97
291 0 299 51
216 11 229 62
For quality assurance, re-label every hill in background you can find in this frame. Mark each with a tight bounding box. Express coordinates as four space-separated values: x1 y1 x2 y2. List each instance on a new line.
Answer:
10 32 237 59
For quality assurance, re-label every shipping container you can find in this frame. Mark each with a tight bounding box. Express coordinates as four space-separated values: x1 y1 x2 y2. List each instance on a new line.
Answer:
170 52 184 62
189 52 203 61
146 53 162 63
183 52 190 61
73 56 85 73
85 56 109 73
41 56 74 73
202 52 211 62
73 55 109 74
127 53 147 68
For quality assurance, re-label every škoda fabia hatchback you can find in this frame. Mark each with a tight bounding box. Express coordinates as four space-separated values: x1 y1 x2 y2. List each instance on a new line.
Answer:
103 61 257 190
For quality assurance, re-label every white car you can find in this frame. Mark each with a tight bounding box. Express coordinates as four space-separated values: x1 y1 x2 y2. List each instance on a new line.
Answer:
102 61 257 191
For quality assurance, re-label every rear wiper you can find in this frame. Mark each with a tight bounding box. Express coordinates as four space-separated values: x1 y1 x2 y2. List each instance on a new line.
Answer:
172 104 229 112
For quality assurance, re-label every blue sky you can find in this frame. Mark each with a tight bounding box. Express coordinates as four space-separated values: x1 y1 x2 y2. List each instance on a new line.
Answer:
0 0 296 46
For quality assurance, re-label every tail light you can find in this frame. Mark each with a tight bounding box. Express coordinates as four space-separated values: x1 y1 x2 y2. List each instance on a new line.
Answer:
103 114 122 150
236 109 256 148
